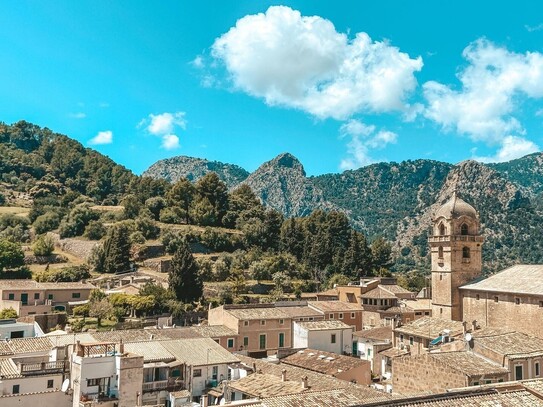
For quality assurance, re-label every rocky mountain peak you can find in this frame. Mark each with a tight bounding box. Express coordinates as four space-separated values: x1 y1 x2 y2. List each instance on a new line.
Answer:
264 153 306 176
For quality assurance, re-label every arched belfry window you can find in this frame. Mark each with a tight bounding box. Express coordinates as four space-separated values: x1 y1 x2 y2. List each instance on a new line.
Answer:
462 247 470 259
461 223 469 235
439 223 446 236
438 246 444 259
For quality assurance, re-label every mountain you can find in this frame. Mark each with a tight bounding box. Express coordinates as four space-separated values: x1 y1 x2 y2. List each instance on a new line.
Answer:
488 152 543 196
143 156 249 189
240 153 340 218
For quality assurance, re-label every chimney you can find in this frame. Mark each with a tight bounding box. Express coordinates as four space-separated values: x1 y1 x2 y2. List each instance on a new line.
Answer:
463 321 467 336
119 339 124 354
201 395 209 407
252 362 257 373
472 320 477 332
281 369 287 382
301 376 308 389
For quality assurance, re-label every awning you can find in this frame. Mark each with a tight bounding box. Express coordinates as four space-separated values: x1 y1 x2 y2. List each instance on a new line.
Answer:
430 336 443 346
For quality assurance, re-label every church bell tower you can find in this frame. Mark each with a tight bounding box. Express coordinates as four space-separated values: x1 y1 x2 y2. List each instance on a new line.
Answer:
429 191 483 321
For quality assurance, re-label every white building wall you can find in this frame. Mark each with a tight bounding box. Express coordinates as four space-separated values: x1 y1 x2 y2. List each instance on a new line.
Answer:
292 323 308 349
0 374 64 396
306 328 353 354
190 364 229 397
0 391 71 407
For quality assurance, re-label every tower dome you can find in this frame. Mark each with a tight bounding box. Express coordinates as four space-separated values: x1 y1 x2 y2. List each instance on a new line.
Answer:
434 191 477 220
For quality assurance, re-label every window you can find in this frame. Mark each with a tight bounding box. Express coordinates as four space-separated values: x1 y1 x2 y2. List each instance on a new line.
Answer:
409 336 414 346
439 223 446 236
47 379 54 389
329 313 334 319
48 294 53 300
400 334 404 343
193 369 202 378
279 332 285 348
244 321 249 326
438 246 444 259
485 380 491 384
498 378 504 382
515 297 521 305
462 247 470 259
440 308 443 314
8 293 14 300
171 369 181 378
12 385 19 394
212 366 218 380
424 311 430 316
536 362 541 377
279 319 284 325
515 365 523 380
87 378 102 386
472 381 479 386
227 338 234 348
351 313 355 318
331 334 336 344
440 274 443 281
259 334 266 350
539 301 543 308
494 296 499 303
243 337 249 347
72 292 81 299
461 223 469 235
339 313 343 319
367 348 372 357
260 320 266 326
476 294 480 300
34 293 40 300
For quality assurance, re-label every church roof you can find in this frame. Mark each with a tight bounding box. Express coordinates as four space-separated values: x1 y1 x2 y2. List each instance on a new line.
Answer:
460 265 543 296
434 192 477 220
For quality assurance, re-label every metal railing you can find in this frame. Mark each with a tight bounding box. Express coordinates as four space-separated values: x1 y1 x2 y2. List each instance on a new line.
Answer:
21 360 67 374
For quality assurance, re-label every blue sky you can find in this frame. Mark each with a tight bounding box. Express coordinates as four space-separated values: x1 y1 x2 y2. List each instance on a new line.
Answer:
1 1 543 176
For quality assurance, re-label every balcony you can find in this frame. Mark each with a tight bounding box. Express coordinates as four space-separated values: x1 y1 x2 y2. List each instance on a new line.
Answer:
79 392 118 407
142 378 185 392
20 360 67 375
428 235 484 244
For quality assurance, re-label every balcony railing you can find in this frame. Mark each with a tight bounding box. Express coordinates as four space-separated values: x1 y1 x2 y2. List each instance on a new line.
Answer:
142 378 185 392
428 235 484 243
21 360 67 375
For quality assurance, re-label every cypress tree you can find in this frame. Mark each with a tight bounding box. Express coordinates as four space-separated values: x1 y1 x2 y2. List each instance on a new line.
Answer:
102 224 131 274
169 241 202 303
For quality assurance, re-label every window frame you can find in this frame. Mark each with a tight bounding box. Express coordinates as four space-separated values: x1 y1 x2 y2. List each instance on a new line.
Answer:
331 334 337 344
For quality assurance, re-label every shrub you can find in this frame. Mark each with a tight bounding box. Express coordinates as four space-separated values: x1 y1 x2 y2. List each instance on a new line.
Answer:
32 234 55 256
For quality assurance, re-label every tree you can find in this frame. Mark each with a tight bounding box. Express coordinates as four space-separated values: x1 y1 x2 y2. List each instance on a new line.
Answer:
194 173 228 226
84 220 106 240
371 236 393 272
102 224 131 274
89 299 113 327
0 308 18 319
0 239 24 273
32 234 55 256
33 212 60 234
342 231 372 278
120 194 141 219
169 242 202 303
145 196 167 221
166 178 195 223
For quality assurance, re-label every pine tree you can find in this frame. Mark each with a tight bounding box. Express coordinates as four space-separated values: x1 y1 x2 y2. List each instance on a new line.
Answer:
343 231 372 278
169 241 202 303
102 224 131 274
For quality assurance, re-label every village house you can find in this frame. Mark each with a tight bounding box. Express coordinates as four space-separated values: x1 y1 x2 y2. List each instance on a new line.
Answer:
393 316 464 356
292 320 353 354
0 280 95 316
281 348 371 385
353 326 392 376
392 351 509 395
307 300 364 330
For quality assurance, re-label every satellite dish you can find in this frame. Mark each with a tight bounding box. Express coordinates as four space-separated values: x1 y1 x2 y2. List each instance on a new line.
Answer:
61 379 70 392
464 333 473 342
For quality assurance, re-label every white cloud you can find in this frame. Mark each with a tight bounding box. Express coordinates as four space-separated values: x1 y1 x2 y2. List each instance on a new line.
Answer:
211 6 422 120
88 130 113 145
144 112 187 135
192 55 204 69
339 120 397 170
139 111 186 150
423 39 543 146
526 23 543 32
161 134 180 150
69 112 86 119
473 136 539 163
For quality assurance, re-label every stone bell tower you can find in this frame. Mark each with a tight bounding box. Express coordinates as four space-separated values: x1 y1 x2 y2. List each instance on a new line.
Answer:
428 191 483 321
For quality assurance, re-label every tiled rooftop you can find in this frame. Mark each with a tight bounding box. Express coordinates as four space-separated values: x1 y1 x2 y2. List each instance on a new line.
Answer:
360 286 398 299
234 355 391 402
460 264 543 295
295 320 352 331
424 351 509 377
0 280 95 290
190 325 237 338
281 349 369 377
473 329 543 359
275 306 323 319
308 301 362 312
0 358 20 378
259 389 367 407
123 341 176 363
225 307 290 320
353 326 392 342
394 317 464 339
401 299 432 311
228 373 307 398
160 337 240 366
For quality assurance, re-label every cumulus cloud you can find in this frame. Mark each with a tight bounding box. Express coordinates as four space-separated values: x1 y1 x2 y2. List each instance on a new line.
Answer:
69 112 86 119
423 38 543 148
88 130 113 145
161 134 180 150
339 120 397 170
138 111 186 150
473 136 539 163
211 6 422 120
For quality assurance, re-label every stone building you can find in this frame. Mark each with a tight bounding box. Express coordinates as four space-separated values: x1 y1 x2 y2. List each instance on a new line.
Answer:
429 191 484 321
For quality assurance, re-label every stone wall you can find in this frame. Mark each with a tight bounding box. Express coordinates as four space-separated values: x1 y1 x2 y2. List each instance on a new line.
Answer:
58 238 98 261
142 258 172 273
18 313 68 333
393 353 467 395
